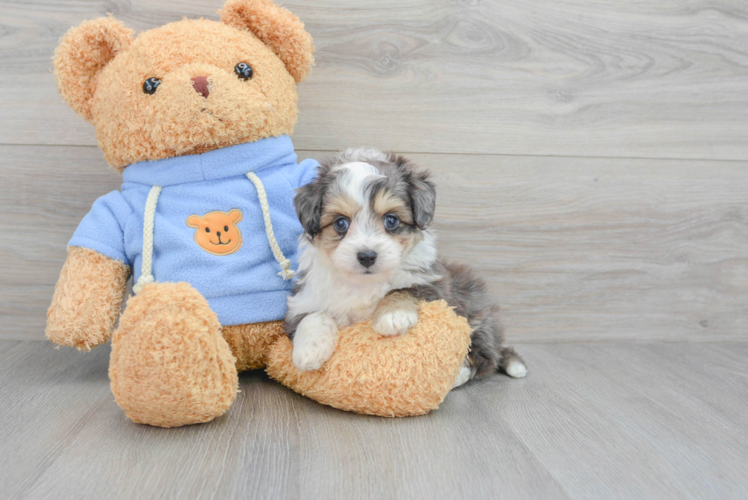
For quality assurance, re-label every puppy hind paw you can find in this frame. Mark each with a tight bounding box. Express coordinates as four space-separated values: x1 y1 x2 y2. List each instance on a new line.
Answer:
372 308 418 336
452 366 471 389
505 359 527 378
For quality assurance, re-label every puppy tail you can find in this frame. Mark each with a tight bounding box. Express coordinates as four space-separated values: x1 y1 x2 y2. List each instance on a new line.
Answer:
499 347 528 379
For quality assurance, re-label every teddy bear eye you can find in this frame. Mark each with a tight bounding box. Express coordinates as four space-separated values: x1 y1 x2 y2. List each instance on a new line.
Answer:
234 63 253 81
224 226 229 232
205 227 210 233
143 77 161 95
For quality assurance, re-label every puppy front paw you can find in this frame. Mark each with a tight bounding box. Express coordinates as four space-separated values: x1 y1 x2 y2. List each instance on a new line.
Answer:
372 307 419 336
293 341 335 371
291 313 338 371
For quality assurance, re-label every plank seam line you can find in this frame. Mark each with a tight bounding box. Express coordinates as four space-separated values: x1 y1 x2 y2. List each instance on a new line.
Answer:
3 143 746 164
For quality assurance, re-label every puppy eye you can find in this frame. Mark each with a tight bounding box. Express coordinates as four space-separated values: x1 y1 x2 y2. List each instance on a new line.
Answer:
384 214 400 230
234 62 253 80
205 227 210 233
333 217 350 233
143 77 161 94
224 226 229 232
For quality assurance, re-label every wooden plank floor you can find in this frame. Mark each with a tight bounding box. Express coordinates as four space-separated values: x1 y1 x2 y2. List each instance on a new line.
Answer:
1 339 746 499
1 1 746 498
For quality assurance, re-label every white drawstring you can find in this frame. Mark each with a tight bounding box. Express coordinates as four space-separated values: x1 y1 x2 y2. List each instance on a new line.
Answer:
246 172 296 281
133 185 162 294
134 173 295 294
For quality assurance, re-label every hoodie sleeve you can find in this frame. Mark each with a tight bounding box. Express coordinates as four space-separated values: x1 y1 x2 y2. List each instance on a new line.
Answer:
292 158 320 189
68 191 132 267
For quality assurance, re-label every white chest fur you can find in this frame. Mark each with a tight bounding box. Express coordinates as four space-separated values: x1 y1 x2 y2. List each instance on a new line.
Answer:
287 233 440 327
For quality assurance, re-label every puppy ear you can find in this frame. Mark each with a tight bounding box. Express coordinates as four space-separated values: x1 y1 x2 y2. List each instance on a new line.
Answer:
409 170 436 230
294 181 324 238
186 215 202 228
220 0 314 83
53 16 134 122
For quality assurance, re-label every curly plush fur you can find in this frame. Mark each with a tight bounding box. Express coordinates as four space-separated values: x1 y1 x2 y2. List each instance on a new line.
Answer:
267 301 471 417
48 0 473 427
109 282 238 428
53 8 311 169
46 247 129 350
222 320 285 371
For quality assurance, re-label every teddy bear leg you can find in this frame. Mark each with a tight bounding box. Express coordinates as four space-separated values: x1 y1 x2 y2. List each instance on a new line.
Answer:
222 320 285 372
265 300 472 417
109 282 238 427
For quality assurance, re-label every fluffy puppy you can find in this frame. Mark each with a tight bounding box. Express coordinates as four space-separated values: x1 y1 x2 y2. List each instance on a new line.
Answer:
285 147 526 386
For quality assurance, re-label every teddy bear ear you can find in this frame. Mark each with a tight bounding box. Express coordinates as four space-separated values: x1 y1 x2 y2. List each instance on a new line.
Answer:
220 0 314 83
227 209 243 223
186 215 202 228
53 17 134 122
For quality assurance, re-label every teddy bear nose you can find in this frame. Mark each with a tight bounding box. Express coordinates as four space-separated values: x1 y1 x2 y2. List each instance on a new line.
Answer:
191 76 210 98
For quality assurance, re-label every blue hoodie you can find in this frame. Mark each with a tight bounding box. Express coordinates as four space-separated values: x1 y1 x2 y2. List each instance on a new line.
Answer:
69 135 318 326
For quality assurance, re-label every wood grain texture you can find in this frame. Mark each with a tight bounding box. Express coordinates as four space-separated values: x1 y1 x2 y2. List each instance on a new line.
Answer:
1 0 748 159
2 145 745 342
495 342 748 499
1 340 746 499
1 1 746 495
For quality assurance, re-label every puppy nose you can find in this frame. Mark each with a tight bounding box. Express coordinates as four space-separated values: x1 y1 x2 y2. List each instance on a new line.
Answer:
357 250 378 268
191 76 209 98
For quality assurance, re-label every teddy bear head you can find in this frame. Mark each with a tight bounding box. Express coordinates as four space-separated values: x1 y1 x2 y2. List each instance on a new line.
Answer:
53 0 314 171
186 209 244 256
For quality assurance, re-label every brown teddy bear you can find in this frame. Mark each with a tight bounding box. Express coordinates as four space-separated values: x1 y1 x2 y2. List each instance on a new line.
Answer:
47 0 471 427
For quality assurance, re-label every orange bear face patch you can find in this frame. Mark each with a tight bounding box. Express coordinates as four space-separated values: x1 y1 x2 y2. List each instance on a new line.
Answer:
186 209 243 256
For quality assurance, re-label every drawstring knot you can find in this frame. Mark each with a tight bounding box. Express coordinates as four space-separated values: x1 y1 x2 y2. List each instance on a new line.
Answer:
277 258 295 280
133 274 155 294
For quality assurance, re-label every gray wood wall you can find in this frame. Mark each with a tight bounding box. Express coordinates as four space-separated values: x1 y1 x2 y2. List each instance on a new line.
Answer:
1 0 746 342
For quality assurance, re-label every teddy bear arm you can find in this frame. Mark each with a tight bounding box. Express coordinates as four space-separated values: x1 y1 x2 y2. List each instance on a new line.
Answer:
46 246 130 351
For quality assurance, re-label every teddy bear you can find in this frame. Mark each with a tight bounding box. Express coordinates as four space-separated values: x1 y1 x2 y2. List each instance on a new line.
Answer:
47 0 471 427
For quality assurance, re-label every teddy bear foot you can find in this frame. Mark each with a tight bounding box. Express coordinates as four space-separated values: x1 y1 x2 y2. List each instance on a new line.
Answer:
109 282 238 427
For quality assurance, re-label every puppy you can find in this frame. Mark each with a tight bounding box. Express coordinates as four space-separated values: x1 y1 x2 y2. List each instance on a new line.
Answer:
284 147 526 387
